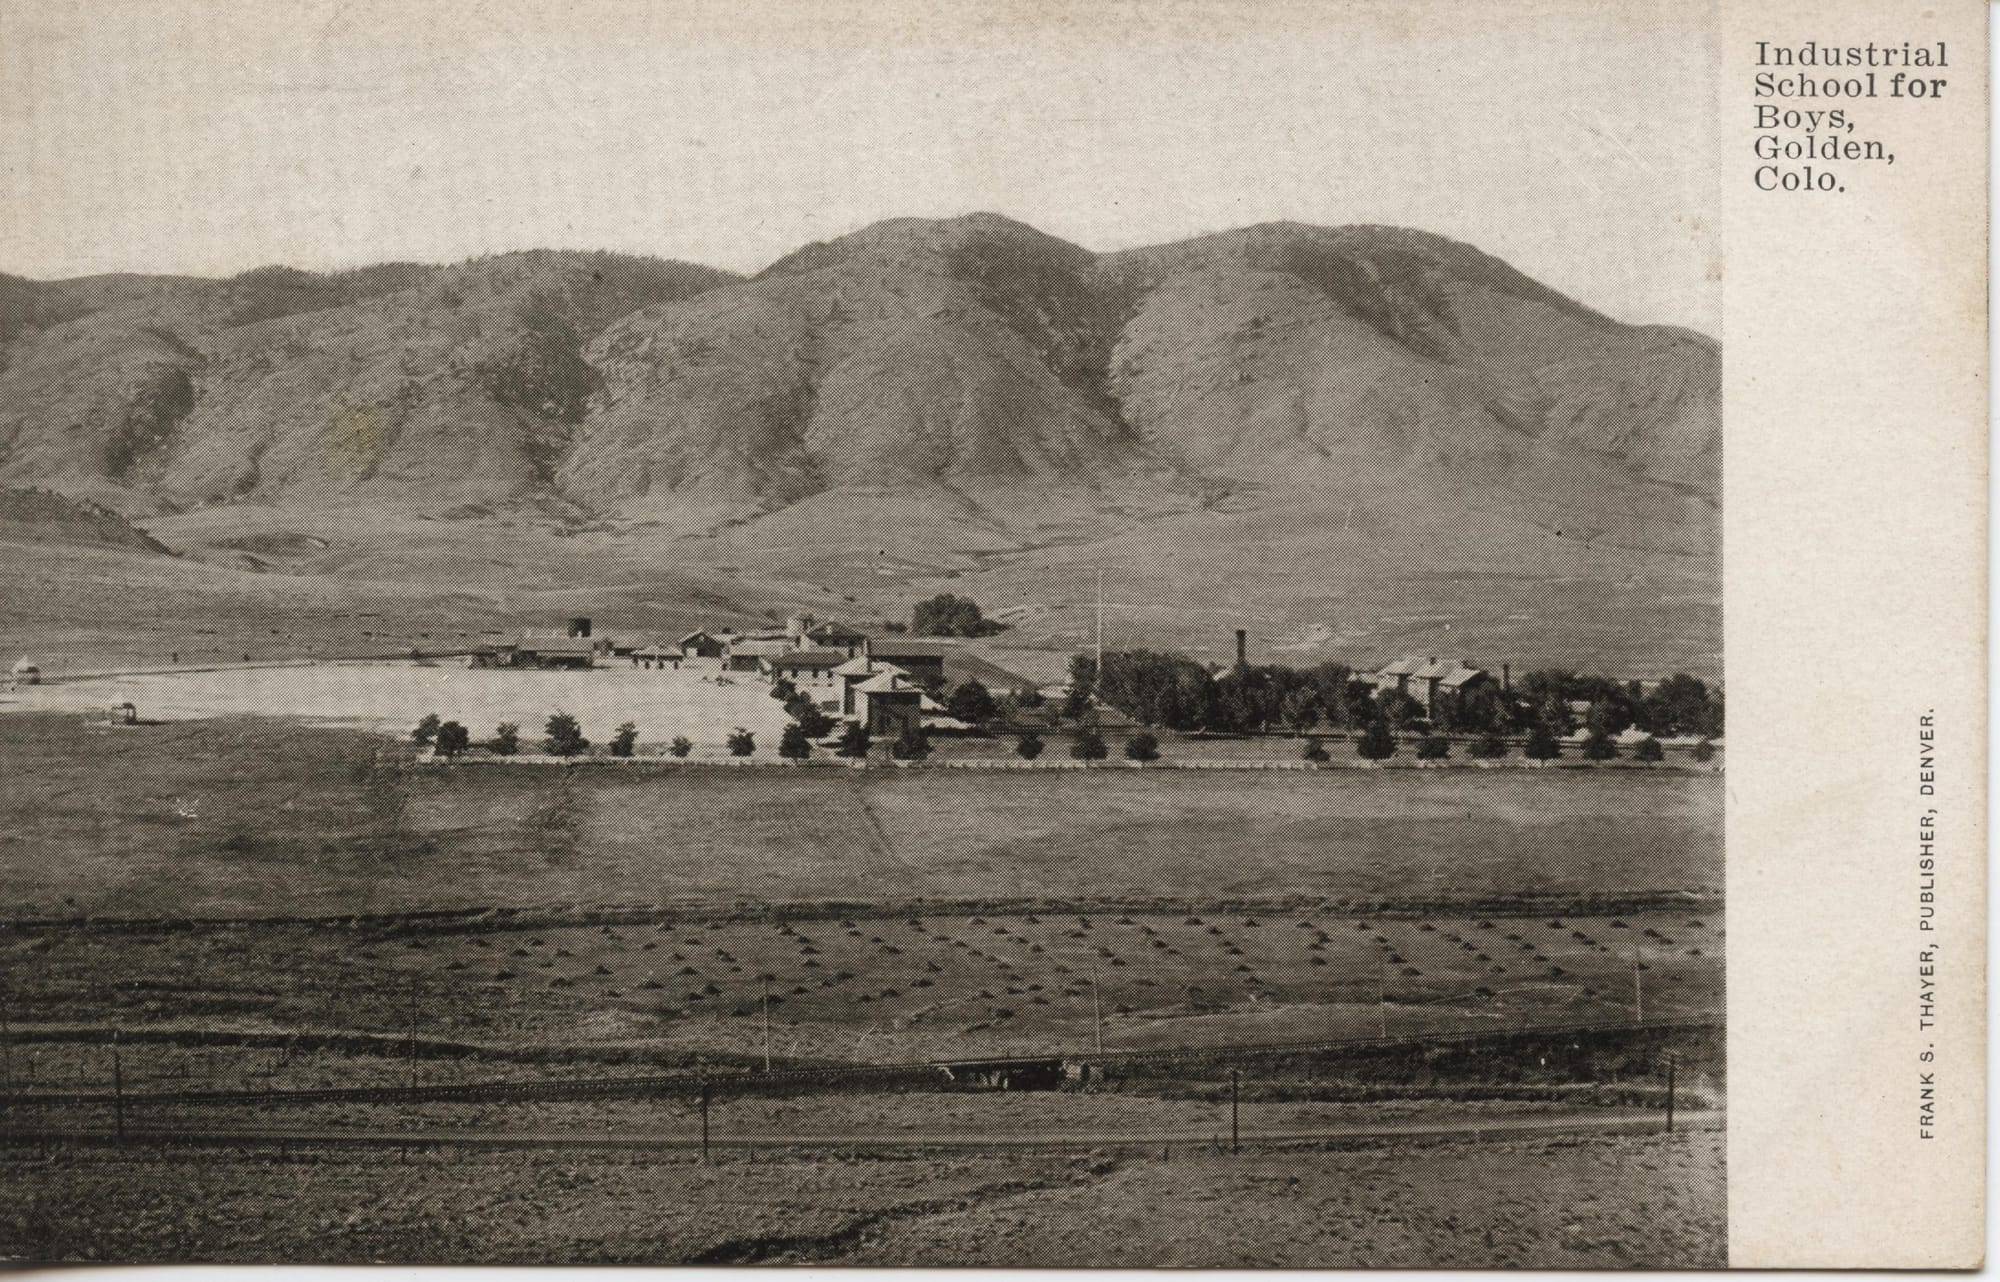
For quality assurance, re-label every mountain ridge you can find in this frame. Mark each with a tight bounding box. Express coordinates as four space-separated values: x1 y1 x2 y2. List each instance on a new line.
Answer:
0 215 1717 586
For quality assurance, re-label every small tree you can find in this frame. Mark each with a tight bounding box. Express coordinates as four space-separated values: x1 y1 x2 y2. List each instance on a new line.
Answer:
1124 731 1160 763
1581 728 1618 761
1416 734 1450 760
725 727 756 757
489 722 521 756
946 678 998 726
836 722 871 759
1070 728 1108 762
433 720 470 758
1015 731 1045 761
1302 736 1330 763
1691 738 1716 763
890 723 931 761
795 703 835 738
544 712 589 757
1282 689 1321 737
1356 719 1396 760
1523 722 1562 760
412 712 442 746
1633 735 1665 763
1468 731 1509 759
769 677 798 703
779 723 813 761
609 721 639 758
669 735 693 758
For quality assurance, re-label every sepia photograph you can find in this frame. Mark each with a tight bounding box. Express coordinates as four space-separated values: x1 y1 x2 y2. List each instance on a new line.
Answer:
0 0 1729 1266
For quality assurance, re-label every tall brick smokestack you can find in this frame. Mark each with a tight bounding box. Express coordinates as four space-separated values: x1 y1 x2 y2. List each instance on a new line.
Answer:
1235 629 1248 670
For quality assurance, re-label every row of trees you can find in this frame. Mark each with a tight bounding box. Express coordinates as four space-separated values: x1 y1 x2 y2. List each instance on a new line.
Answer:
1333 724 1711 763
414 712 688 759
1070 651 1724 740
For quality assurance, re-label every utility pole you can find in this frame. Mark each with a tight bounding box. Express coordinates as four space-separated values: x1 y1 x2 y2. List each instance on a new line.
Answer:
111 1029 125 1144
406 986 419 1090
1378 958 1388 1038
761 977 772 1073
1094 566 1105 678
1664 1053 1677 1133
699 1080 712 1163
1632 942 1644 1023
1230 1068 1240 1153
1090 968 1104 1056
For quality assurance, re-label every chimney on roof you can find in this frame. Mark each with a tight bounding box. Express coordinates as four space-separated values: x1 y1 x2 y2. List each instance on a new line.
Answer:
1234 629 1248 670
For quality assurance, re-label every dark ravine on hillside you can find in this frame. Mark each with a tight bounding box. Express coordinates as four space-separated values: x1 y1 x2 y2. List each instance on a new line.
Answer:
0 214 1717 568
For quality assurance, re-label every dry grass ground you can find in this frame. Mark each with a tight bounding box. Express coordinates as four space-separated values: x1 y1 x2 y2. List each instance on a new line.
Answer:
0 714 1720 921
839 1129 1727 1268
0 1129 1723 1266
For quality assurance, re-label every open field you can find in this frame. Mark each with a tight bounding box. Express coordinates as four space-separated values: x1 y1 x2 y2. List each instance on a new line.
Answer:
6 660 796 752
0 1128 1723 1266
838 1128 1726 1268
0 714 1719 920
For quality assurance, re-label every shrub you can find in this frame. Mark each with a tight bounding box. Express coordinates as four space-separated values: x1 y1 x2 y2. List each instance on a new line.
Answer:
1356 719 1396 760
1581 728 1618 760
1124 731 1160 763
433 720 470 757
608 721 639 757
1302 737 1331 763
488 722 520 756
1416 734 1450 760
889 723 931 761
911 593 1004 637
946 678 998 725
1468 731 1509 759
836 722 871 758
668 735 693 758
1692 738 1716 762
543 712 588 757
769 677 798 703
1015 731 1045 760
1523 723 1562 760
1633 735 1665 762
725 727 756 757
412 713 441 745
778 723 812 761
1069 728 1108 762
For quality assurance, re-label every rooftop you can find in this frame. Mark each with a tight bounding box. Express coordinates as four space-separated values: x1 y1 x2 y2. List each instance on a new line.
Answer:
768 648 850 670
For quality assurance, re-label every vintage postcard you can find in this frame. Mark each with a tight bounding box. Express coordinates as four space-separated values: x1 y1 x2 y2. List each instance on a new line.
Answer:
0 0 1983 1269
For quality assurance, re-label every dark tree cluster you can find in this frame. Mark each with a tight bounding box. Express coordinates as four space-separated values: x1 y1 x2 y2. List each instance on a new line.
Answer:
1078 647 1723 746
911 593 1005 637
1512 670 1723 739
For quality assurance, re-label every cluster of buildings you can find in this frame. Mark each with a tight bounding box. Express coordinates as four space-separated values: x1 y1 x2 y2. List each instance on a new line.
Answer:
1368 655 1497 714
473 614 1021 740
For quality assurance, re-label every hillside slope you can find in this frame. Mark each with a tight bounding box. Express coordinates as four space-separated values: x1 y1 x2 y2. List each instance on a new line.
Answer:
0 254 738 513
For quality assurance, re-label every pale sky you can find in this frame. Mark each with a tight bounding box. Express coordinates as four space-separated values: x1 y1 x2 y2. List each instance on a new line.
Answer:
0 0 1720 331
